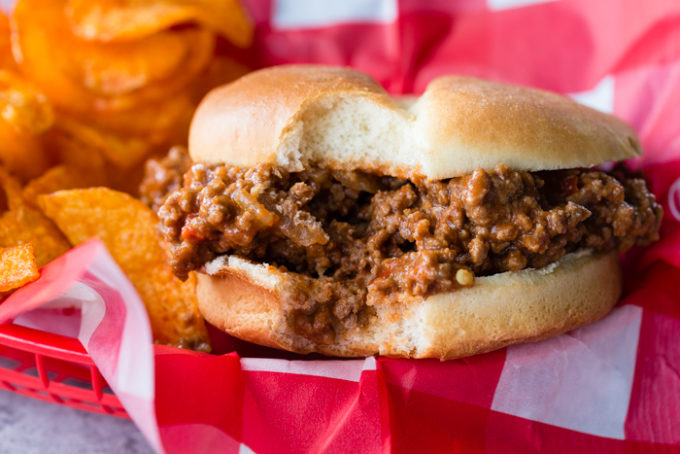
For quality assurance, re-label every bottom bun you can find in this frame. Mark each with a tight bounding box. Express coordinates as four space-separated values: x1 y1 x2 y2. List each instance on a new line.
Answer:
196 250 621 359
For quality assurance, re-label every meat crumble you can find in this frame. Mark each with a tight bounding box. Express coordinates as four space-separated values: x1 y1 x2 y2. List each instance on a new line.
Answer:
142 150 662 343
140 146 191 213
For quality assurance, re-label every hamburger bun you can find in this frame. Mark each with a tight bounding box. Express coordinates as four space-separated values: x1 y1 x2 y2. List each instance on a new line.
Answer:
190 65 640 179
185 65 642 358
198 250 621 359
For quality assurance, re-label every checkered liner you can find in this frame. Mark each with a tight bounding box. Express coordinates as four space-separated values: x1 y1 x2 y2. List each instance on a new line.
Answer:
1 0 680 452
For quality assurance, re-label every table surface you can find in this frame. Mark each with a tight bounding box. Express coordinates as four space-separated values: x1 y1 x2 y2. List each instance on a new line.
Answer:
0 389 153 453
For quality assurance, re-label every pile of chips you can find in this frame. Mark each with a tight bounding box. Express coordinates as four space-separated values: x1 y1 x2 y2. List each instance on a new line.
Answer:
0 0 254 350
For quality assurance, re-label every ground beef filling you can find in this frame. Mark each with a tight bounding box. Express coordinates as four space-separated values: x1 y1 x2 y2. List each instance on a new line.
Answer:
146 156 662 343
140 146 192 213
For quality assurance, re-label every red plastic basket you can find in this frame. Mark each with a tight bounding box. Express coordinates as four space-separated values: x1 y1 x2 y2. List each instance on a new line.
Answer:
0 322 128 418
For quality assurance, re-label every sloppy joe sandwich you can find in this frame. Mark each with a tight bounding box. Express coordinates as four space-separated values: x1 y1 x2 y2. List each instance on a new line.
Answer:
141 65 662 359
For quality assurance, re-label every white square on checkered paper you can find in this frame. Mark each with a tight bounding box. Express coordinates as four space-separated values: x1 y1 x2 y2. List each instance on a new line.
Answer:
492 305 642 439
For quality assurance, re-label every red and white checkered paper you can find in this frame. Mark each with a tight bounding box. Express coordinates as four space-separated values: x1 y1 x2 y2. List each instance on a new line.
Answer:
2 0 680 452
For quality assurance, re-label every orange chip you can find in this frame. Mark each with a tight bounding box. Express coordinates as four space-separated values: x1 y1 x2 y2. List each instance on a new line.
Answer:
55 118 151 169
0 71 54 134
43 125 108 177
0 71 52 180
0 12 16 70
22 165 104 207
49 88 195 169
39 188 210 350
0 165 26 210
79 91 195 141
43 120 153 193
0 121 49 181
66 0 253 47
0 243 39 292
11 0 91 113
12 0 215 114
0 208 71 267
0 168 71 267
65 31 193 97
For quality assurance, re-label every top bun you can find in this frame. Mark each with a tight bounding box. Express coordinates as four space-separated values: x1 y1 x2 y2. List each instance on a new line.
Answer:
189 65 640 179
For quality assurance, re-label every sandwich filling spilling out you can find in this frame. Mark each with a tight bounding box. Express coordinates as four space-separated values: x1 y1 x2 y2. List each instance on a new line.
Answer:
141 147 662 343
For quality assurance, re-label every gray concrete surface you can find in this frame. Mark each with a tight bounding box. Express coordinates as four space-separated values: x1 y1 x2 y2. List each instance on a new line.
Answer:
0 389 153 453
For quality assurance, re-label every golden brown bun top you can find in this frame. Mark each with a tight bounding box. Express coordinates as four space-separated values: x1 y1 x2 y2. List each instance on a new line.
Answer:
190 65 641 178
